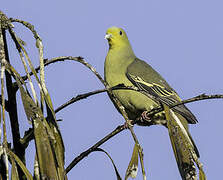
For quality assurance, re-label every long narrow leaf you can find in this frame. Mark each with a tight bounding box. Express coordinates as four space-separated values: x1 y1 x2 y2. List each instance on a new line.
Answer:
94 148 122 180
125 143 139 180
4 62 62 179
7 150 33 180
8 26 65 179
11 155 19 180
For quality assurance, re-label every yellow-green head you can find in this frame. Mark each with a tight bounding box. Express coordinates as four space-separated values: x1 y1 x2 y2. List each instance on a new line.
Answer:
105 26 131 49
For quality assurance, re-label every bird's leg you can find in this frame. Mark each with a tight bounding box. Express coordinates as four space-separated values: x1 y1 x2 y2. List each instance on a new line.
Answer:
137 111 167 126
140 111 152 122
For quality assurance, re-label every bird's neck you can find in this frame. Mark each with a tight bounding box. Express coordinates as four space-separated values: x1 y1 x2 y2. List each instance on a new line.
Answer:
108 46 135 68
105 46 136 86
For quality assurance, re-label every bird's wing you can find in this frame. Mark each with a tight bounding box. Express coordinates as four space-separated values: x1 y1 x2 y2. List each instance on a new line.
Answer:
126 58 197 124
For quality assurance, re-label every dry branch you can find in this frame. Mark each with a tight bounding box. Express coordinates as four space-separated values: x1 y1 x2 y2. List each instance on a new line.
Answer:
65 125 125 174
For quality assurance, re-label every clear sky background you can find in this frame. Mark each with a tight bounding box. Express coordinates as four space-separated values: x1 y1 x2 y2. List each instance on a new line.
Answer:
2 0 223 179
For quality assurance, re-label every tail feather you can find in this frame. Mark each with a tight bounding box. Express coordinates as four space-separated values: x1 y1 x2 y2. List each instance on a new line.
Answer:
169 130 197 180
164 105 199 180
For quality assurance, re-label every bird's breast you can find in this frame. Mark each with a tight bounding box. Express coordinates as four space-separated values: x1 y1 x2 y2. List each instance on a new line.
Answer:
104 52 157 119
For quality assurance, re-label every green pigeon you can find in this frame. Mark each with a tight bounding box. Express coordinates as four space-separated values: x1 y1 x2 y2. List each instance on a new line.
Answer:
104 26 200 180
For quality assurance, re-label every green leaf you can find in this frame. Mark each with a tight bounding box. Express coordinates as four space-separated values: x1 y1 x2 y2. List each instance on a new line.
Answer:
125 143 138 180
17 35 65 179
199 168 206 180
5 62 65 179
11 156 19 180
8 149 33 180
94 148 122 180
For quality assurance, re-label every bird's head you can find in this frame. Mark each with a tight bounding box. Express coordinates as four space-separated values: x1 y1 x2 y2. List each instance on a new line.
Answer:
105 26 130 49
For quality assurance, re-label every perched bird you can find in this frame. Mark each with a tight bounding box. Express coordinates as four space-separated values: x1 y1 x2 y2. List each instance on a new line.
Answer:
104 26 200 180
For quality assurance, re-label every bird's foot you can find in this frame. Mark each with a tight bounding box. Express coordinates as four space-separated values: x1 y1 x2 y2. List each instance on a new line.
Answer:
140 111 152 122
124 120 134 129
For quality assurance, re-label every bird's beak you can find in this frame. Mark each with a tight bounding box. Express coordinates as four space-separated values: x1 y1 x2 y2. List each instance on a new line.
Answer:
105 33 112 40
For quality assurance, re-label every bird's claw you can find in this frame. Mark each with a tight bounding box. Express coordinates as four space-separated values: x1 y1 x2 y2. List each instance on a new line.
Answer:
140 111 151 122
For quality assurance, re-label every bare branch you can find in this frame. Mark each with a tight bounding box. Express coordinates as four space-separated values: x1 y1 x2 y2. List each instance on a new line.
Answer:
20 128 34 148
146 93 223 119
55 88 107 113
9 18 41 41
22 56 106 86
65 125 125 174
0 96 9 112
55 84 137 113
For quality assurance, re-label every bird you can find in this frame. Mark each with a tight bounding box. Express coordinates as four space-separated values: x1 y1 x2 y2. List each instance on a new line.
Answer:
104 26 200 180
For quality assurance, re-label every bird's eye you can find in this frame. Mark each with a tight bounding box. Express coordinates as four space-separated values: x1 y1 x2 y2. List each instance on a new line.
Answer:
119 31 123 35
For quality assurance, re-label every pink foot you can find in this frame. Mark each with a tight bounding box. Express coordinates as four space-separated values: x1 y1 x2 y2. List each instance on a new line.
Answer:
140 111 151 122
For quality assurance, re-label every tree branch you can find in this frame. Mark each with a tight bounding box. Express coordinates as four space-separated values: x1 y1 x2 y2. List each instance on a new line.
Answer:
55 88 108 113
1 11 26 179
65 125 125 174
21 56 106 86
20 128 34 148
0 95 9 112
9 18 41 41
55 84 137 113
146 93 223 120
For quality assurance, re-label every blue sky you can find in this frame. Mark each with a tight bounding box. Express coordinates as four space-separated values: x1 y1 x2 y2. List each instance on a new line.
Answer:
2 0 223 179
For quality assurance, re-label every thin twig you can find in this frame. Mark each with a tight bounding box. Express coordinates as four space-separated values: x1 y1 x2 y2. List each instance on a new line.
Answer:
9 18 41 40
104 88 146 179
55 85 138 113
0 96 9 112
20 128 34 148
22 56 106 85
147 93 223 118
55 88 107 113
65 125 125 174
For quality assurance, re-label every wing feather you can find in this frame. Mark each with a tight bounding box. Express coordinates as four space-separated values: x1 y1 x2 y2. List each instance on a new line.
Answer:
126 59 197 124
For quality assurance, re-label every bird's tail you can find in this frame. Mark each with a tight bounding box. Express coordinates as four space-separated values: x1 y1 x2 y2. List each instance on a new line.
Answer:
169 126 197 180
164 105 206 180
